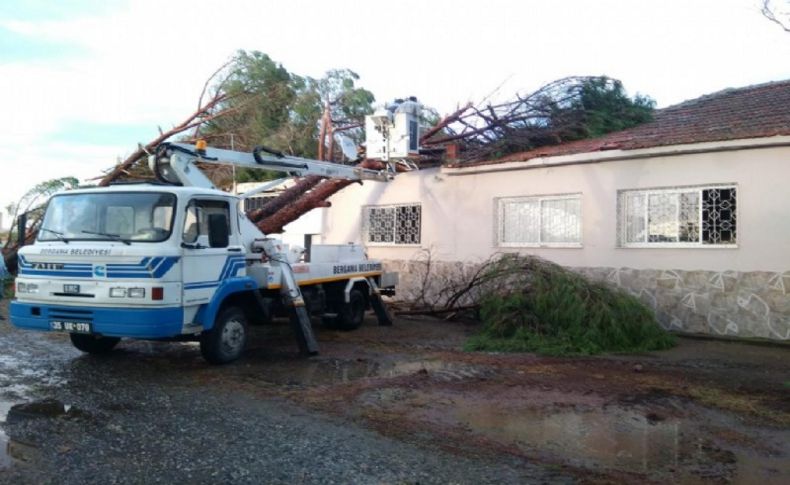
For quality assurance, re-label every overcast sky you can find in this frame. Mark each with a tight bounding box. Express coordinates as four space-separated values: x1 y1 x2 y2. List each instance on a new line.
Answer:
1 0 788 226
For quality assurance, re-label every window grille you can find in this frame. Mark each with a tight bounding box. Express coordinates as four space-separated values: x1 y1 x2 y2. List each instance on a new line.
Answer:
363 204 421 245
242 195 278 212
497 194 582 247
617 185 736 247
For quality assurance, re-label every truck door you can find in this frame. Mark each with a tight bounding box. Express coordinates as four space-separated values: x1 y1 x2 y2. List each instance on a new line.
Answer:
181 198 245 305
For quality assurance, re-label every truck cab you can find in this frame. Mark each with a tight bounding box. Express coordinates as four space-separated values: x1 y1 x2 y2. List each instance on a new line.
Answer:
12 185 236 335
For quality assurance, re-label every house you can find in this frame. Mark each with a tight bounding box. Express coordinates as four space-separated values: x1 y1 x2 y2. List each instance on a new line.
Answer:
322 80 790 341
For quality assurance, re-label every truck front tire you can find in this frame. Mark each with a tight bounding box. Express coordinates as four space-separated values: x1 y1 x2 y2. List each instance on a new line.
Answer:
200 306 248 365
70 334 120 354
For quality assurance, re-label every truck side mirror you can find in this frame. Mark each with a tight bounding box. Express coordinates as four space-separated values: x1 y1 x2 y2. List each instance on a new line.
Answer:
208 214 229 248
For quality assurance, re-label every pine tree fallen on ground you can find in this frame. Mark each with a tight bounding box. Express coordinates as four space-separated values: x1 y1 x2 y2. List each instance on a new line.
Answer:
463 255 675 356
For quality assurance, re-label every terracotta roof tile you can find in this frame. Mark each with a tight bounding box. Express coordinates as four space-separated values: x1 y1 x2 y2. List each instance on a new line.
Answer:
453 79 790 167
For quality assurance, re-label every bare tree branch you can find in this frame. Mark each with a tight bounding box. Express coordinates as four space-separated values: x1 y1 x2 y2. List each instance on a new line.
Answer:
419 102 472 144
197 59 234 112
762 0 790 32
418 76 626 161
97 92 231 186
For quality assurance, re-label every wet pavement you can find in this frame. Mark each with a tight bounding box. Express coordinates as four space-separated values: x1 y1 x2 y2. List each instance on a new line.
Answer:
1 299 789 484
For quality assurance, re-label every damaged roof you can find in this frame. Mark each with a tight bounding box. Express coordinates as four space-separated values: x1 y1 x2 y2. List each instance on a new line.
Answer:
453 79 790 168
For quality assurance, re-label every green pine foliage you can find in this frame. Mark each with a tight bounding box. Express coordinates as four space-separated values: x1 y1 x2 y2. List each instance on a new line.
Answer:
202 51 375 183
563 77 655 140
453 76 656 161
464 255 675 355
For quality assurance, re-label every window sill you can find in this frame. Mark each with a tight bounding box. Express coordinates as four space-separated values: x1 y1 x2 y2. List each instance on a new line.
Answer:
499 243 583 249
365 243 422 248
618 244 738 249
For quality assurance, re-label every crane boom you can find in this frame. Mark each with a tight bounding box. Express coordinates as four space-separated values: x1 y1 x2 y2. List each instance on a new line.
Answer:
149 142 394 189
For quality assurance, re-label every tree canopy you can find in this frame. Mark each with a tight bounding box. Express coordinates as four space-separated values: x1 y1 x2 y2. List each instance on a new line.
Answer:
559 77 655 142
200 50 375 182
561 77 655 140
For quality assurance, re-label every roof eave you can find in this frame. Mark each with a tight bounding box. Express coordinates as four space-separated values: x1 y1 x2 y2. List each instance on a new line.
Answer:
442 135 790 176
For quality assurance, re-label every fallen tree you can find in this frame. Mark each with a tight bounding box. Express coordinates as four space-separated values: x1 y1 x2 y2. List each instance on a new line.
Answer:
393 251 675 355
467 255 675 355
421 76 654 162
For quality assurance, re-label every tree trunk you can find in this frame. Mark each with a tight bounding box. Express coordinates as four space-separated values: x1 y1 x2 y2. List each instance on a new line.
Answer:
247 175 323 224
255 178 351 234
253 160 381 234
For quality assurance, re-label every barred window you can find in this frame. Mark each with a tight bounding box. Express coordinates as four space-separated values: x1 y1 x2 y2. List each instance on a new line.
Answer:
242 195 278 212
617 185 737 247
497 194 582 247
363 204 421 245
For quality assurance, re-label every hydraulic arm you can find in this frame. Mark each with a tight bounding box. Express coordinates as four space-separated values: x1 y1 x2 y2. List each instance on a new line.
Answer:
150 142 394 189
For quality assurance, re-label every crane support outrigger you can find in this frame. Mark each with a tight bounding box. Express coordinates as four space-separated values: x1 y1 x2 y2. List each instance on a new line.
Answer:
10 141 399 364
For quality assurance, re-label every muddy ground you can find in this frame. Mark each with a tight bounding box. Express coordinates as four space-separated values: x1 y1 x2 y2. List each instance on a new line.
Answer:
0 299 788 484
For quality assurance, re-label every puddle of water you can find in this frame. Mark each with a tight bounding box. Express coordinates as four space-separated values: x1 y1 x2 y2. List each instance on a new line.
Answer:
0 436 9 470
459 405 681 473
0 398 18 470
1 397 67 470
455 404 790 482
380 360 486 381
730 451 790 485
255 359 381 386
255 358 485 386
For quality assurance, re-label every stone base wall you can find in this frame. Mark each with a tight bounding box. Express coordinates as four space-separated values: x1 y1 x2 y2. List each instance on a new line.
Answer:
383 259 790 341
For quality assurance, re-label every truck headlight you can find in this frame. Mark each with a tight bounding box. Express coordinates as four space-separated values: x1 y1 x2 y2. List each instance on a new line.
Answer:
17 282 39 294
110 287 145 298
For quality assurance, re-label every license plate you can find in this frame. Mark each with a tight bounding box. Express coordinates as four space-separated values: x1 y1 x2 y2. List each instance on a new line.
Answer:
63 284 81 294
50 321 92 334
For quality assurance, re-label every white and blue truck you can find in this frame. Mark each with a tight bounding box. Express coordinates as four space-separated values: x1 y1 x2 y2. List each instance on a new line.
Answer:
9 142 399 364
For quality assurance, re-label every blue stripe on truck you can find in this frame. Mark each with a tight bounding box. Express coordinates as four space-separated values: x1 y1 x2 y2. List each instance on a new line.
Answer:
18 255 180 279
184 256 245 290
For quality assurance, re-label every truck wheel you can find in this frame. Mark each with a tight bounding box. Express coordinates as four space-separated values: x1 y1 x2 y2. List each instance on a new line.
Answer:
200 306 248 365
70 334 120 354
326 289 366 331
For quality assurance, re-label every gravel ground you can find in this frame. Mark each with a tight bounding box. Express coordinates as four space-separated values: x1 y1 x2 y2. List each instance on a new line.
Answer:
3 390 560 485
0 301 573 485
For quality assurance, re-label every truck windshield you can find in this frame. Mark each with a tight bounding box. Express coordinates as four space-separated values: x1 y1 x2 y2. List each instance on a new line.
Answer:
39 192 177 243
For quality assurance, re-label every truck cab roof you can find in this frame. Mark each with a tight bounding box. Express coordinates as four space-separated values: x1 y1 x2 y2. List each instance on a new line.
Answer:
61 183 236 200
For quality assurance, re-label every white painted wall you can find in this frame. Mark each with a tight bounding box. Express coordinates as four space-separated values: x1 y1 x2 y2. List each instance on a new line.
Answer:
324 141 790 272
280 207 325 248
